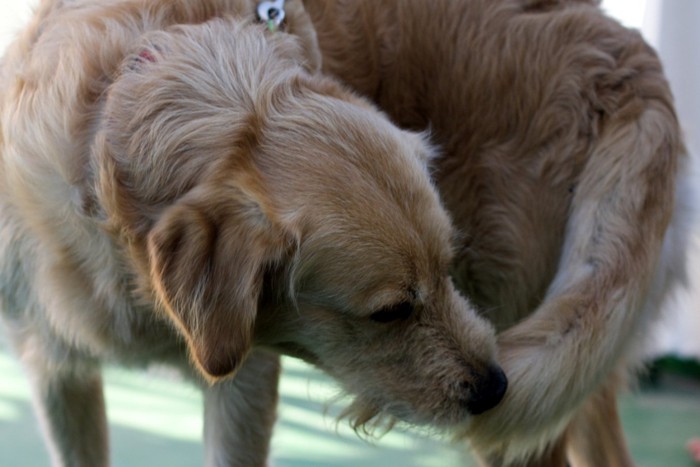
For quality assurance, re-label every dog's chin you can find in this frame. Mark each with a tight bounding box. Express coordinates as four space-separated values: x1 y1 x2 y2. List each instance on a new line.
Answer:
338 394 470 438
338 398 397 436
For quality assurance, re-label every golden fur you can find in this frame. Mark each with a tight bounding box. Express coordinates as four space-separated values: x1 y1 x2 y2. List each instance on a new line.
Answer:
0 0 509 466
303 0 685 465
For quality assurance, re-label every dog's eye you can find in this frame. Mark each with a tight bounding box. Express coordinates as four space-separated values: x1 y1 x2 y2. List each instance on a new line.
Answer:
370 301 414 323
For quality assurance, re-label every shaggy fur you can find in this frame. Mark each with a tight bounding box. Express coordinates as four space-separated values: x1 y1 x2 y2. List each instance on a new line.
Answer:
0 0 508 466
302 0 685 465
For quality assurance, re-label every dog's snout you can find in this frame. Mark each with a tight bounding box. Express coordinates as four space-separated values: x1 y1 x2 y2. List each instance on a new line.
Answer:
464 365 508 415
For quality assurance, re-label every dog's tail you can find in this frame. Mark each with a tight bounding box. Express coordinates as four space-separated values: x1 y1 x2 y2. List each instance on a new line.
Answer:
467 73 684 461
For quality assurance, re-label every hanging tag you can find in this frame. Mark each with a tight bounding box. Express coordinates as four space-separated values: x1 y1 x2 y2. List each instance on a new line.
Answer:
257 0 286 32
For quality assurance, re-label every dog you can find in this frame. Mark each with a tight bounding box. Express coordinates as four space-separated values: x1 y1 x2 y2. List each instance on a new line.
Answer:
302 0 686 464
0 0 509 465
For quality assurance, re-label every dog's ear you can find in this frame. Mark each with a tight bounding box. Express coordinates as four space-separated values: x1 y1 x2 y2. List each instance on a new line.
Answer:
147 183 290 381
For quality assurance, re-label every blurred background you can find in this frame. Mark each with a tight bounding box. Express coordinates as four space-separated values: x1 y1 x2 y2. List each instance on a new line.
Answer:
0 0 698 466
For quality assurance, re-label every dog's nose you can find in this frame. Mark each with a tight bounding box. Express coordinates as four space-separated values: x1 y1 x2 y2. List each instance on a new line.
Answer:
465 365 508 415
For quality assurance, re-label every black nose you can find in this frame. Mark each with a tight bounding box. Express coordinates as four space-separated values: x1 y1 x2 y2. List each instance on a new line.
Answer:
465 365 508 415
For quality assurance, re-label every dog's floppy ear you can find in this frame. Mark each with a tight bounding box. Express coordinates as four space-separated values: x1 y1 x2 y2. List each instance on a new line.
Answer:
147 182 290 381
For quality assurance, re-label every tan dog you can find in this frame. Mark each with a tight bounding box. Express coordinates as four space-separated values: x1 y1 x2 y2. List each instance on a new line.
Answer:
0 0 508 466
303 0 685 465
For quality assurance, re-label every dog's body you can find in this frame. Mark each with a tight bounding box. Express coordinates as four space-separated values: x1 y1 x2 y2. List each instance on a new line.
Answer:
0 1 508 466
303 0 685 464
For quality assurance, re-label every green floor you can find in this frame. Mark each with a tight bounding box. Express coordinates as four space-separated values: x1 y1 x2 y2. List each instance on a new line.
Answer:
1 342 699 466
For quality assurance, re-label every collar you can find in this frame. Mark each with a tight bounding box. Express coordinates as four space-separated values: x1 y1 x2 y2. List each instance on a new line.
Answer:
257 0 286 32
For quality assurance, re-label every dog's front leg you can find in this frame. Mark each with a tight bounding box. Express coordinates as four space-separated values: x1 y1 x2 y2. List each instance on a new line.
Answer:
23 354 109 467
202 350 281 467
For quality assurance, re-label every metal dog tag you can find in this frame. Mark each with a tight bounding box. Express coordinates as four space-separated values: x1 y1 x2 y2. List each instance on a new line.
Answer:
257 0 286 31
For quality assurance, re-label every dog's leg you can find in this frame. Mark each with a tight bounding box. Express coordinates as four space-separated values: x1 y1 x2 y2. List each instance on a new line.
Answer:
22 352 109 467
565 382 635 467
202 350 280 467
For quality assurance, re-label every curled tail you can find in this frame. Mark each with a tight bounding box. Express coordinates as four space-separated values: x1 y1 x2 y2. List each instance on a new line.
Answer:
468 83 684 461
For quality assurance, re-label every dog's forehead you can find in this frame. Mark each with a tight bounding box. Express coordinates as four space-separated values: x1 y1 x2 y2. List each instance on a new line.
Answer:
294 247 416 313
294 208 451 313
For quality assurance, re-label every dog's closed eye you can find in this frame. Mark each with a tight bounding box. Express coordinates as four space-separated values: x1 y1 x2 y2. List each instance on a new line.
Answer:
370 301 414 323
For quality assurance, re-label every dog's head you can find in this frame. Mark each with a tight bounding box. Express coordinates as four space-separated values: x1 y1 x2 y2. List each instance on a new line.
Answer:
97 18 505 429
